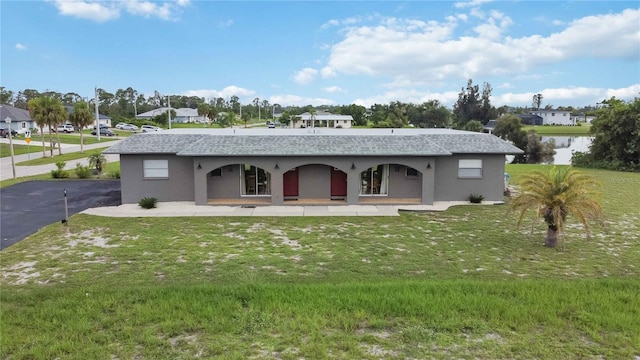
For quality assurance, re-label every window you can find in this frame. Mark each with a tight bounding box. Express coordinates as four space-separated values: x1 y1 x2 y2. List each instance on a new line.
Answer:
551 113 555 116
406 167 418 177
360 164 389 195
458 159 482 178
241 164 270 196
143 160 168 178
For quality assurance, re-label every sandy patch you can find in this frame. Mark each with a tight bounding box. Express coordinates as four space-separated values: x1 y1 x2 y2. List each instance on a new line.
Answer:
2 261 40 285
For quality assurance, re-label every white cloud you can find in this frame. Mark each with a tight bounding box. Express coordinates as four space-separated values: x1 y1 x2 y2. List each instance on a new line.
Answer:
322 86 345 94
320 8 639 88
292 68 318 84
495 84 640 107
52 0 190 22
53 0 120 22
15 43 27 51
454 0 493 9
269 94 334 107
352 89 460 108
182 86 256 101
218 19 234 28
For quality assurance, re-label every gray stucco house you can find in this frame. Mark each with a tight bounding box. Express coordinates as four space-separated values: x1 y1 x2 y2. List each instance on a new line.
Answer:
104 128 523 206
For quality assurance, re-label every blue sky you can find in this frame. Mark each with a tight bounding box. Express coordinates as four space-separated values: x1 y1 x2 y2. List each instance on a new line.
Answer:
2 0 639 108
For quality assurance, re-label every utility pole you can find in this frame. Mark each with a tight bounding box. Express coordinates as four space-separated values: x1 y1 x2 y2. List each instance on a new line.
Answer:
94 87 100 141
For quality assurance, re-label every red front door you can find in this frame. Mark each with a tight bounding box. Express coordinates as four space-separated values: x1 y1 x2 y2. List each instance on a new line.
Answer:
283 168 299 197
330 168 347 197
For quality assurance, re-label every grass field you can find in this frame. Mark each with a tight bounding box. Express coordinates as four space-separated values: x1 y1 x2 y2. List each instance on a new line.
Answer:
522 125 591 135
0 162 121 188
15 147 109 166
1 166 638 359
0 143 52 158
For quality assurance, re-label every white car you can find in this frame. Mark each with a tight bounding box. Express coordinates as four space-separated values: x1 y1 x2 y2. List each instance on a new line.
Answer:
115 122 127 129
120 123 138 131
141 125 161 133
57 124 75 133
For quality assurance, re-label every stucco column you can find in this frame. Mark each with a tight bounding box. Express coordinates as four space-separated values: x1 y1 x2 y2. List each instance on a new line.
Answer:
194 160 208 205
270 168 284 205
347 168 360 205
421 160 435 205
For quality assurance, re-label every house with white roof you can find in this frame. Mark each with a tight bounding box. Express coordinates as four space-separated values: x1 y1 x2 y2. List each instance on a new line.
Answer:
136 107 206 123
291 111 353 129
530 109 574 125
104 128 523 206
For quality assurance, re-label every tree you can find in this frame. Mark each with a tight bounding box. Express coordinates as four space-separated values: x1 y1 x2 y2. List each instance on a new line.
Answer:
407 100 451 128
493 115 555 164
463 120 484 132
510 166 604 249
69 101 93 152
27 96 67 157
197 103 210 124
88 153 108 175
453 79 495 127
532 93 543 110
587 97 640 170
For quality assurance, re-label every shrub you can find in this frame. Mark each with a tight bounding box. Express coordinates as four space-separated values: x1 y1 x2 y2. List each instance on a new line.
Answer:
139 197 158 209
469 193 484 203
74 162 92 179
108 168 121 179
51 161 69 179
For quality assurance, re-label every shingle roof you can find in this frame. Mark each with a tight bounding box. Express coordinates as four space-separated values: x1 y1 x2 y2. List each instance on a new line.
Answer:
0 104 32 121
104 128 523 156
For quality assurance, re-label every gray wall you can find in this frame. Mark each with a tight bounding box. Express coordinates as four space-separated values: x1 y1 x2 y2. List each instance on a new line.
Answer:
120 154 506 205
433 154 506 201
120 154 195 204
298 164 331 199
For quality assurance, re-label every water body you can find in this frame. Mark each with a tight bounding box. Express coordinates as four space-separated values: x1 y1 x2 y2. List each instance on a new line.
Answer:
543 136 593 165
506 136 593 165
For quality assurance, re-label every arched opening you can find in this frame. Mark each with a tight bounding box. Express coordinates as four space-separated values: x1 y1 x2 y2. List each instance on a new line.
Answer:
240 164 271 196
359 164 389 195
358 163 423 204
206 164 271 205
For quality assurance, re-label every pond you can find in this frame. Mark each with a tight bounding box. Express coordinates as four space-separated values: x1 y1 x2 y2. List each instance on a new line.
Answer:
506 136 593 165
543 136 593 165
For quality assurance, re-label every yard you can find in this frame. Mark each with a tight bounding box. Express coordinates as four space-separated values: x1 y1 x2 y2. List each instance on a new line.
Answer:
1 166 638 359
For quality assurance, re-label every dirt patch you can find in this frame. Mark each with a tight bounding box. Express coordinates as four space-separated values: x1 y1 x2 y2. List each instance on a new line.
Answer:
2 261 40 285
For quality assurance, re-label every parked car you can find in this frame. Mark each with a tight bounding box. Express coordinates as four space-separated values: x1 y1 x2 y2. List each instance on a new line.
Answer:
141 125 161 133
57 124 75 133
91 128 115 136
115 122 127 129
267 121 276 128
121 124 138 131
0 128 18 138
93 124 110 129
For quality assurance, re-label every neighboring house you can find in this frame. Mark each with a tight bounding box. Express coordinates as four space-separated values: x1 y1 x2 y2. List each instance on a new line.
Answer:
483 119 497 134
517 114 544 125
104 128 523 206
136 107 206 123
291 111 353 129
571 113 596 124
62 105 112 129
529 109 574 125
0 104 36 134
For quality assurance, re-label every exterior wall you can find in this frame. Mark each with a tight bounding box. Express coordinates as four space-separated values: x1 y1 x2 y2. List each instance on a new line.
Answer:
119 154 195 204
531 110 573 125
298 164 331 198
194 156 436 205
433 154 506 202
387 164 422 198
207 165 240 199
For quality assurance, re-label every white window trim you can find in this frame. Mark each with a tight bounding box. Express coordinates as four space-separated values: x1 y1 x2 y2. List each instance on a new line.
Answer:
458 159 483 178
143 160 169 179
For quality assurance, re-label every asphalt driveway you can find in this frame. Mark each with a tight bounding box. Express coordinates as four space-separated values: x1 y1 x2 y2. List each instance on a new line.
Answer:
0 180 121 250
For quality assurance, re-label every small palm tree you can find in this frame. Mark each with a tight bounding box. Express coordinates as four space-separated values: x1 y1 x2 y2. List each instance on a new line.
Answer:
69 101 93 152
510 166 604 250
88 153 108 175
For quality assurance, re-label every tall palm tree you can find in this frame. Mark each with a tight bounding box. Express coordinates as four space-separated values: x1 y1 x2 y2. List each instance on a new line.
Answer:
510 166 604 250
27 97 48 157
69 101 93 152
27 96 67 157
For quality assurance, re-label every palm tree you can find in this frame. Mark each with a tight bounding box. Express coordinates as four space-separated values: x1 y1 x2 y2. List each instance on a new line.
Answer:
27 97 48 157
88 153 108 175
69 101 93 152
27 96 67 157
510 166 604 250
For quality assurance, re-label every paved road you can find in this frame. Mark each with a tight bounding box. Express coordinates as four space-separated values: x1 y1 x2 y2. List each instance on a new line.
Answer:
0 180 121 250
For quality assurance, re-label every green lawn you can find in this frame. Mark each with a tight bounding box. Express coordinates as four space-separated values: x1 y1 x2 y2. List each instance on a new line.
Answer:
0 162 120 188
1 166 638 359
0 143 52 158
15 147 109 166
522 125 591 135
